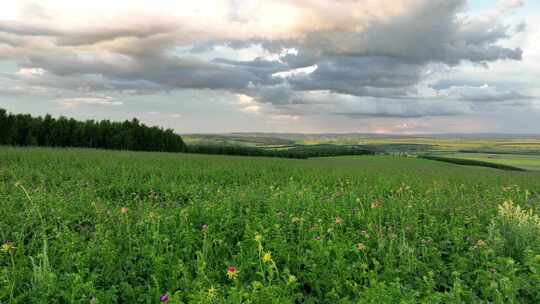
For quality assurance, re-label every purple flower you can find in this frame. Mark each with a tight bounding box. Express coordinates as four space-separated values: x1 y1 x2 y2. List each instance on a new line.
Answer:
314 236 321 241
160 294 169 302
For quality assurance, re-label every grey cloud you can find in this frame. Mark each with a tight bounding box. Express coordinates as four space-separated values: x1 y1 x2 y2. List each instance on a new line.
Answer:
235 0 526 115
278 0 522 65
0 20 62 36
439 85 533 102
287 56 423 96
0 19 178 46
56 26 179 47
57 96 123 109
324 95 470 118
255 91 470 118
0 0 532 120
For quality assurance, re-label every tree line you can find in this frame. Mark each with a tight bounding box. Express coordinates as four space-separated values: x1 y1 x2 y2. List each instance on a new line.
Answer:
0 109 187 152
420 155 526 172
187 144 375 159
0 108 378 159
186 145 307 159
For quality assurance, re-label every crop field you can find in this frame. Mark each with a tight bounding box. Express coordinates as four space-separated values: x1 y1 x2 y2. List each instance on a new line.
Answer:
184 134 540 155
432 153 540 171
2 147 540 303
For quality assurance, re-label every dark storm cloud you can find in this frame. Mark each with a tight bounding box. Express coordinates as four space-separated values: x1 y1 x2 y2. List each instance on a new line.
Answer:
286 56 423 96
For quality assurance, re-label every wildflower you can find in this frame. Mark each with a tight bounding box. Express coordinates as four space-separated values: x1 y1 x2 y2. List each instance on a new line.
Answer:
370 201 380 209
476 239 486 248
120 207 129 214
287 275 297 285
314 236 322 241
208 286 217 298
160 294 169 302
262 252 272 263
335 217 343 225
497 200 540 229
227 266 238 280
254 234 263 242
201 224 209 232
356 243 366 252
1 241 15 253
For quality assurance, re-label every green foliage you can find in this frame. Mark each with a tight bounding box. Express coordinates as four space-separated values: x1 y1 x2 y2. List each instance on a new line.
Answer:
420 155 527 171
187 144 375 159
1 148 540 303
0 109 186 152
187 145 307 159
185 134 296 147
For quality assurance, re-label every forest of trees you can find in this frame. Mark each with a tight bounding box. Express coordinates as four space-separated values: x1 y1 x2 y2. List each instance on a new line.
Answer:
0 109 187 152
0 109 378 158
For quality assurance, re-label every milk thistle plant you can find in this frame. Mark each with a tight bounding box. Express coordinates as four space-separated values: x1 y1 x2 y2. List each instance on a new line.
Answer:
2 148 540 303
226 266 238 280
254 233 279 284
2 241 16 303
1 242 15 254
491 200 540 261
159 294 169 302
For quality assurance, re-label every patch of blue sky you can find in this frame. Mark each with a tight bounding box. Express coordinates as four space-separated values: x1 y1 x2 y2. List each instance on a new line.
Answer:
0 61 19 74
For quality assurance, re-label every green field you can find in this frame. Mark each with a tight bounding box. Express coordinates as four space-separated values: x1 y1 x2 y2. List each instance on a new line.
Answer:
184 134 540 152
2 148 540 303
432 153 540 171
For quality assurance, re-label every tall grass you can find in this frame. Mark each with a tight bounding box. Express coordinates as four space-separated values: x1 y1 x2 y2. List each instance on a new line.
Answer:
1 148 540 303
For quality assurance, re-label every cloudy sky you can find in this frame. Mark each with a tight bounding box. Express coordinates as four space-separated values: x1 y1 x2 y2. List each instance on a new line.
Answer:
0 0 539 134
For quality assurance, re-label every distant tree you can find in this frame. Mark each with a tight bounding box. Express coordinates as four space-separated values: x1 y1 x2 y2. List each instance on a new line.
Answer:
0 109 9 145
0 108 187 152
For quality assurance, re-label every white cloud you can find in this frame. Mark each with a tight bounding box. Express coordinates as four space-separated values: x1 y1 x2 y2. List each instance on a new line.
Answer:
0 0 537 132
58 96 123 108
272 65 318 79
235 94 262 114
16 68 45 77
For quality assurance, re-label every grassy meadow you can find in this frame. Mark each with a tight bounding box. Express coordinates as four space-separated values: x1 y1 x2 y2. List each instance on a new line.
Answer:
2 147 540 303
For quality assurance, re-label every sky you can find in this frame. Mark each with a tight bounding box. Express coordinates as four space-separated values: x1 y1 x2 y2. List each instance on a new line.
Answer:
0 0 539 134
